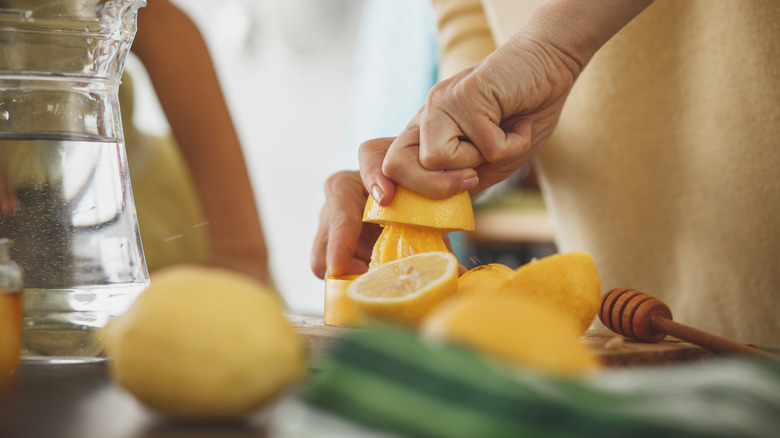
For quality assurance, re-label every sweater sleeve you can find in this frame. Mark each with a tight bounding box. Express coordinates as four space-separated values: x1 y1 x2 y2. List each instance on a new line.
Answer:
430 0 497 80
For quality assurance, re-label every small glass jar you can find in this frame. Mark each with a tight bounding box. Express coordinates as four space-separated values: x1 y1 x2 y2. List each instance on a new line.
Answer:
0 237 23 391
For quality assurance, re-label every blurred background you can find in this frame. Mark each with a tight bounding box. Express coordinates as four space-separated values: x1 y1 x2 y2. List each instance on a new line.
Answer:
128 0 554 315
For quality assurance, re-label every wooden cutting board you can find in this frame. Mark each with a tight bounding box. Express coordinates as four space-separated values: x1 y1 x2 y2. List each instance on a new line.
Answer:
288 314 714 369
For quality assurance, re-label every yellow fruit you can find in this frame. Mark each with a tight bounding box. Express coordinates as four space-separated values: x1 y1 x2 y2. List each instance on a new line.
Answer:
100 265 305 418
0 290 22 393
362 186 474 268
324 275 362 327
363 186 474 232
346 252 459 326
457 263 514 296
422 294 601 375
369 224 448 269
495 252 601 333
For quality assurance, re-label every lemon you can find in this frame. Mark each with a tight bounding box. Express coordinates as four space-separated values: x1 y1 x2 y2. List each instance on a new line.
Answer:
363 186 474 232
362 187 474 269
495 252 602 333
457 263 514 296
346 252 459 326
324 275 362 327
101 265 305 418
369 224 449 268
422 294 601 375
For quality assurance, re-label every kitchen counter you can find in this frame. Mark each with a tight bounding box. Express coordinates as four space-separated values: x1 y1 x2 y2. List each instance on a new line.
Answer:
0 316 717 438
0 360 275 438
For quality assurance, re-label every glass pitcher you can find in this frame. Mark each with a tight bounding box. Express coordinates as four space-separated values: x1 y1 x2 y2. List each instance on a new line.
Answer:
0 0 148 362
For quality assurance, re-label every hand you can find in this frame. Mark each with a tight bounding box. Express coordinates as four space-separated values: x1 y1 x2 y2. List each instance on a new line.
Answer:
310 163 466 279
311 170 382 279
366 0 653 200
380 38 574 199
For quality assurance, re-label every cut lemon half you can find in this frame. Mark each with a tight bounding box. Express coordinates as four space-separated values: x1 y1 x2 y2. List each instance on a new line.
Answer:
363 186 474 269
369 224 448 268
363 186 474 231
346 252 459 326
324 275 362 327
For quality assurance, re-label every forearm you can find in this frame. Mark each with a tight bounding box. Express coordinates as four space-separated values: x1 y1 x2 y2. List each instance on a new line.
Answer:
132 1 270 281
512 0 654 76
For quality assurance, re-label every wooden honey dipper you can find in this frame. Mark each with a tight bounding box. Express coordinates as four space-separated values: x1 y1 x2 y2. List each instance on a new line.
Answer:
600 288 779 359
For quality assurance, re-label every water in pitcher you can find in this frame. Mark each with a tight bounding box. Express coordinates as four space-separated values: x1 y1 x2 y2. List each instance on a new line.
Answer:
0 131 148 361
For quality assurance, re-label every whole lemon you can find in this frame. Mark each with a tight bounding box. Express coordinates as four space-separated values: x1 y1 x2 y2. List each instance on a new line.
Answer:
100 265 304 418
422 294 601 375
457 263 513 296
496 252 602 333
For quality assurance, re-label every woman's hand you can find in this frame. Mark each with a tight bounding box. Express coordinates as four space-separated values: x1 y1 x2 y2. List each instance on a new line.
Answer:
364 0 654 201
311 170 382 279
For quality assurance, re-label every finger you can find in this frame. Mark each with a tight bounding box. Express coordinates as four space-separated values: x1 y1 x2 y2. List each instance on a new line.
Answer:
414 113 484 170
315 171 370 277
358 137 396 206
325 210 365 277
311 204 333 279
470 115 533 165
463 118 534 196
425 85 532 167
383 137 479 199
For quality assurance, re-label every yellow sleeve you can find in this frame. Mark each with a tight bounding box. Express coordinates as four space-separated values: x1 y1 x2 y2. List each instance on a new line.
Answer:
480 0 544 45
431 0 497 80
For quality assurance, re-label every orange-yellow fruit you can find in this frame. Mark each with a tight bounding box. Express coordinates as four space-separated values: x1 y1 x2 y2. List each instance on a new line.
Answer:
101 265 304 418
363 186 474 232
363 187 474 269
457 263 514 296
369 224 448 269
495 252 601 333
324 275 362 327
422 294 601 375
346 252 459 326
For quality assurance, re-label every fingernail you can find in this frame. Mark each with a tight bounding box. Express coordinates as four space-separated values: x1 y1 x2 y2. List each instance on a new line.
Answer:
372 185 384 203
460 177 478 192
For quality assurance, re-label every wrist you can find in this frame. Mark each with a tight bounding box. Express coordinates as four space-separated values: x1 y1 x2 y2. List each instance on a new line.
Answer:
510 0 654 77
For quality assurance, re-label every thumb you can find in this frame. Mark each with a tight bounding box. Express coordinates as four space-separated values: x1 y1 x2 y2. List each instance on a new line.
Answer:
358 137 397 206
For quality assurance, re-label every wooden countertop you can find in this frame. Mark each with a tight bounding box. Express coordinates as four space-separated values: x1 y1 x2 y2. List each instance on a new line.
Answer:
289 314 715 369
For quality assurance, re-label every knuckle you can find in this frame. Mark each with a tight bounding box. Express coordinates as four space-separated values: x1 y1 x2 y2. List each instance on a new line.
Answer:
324 171 355 196
481 145 506 163
381 158 401 181
357 138 379 153
419 147 447 170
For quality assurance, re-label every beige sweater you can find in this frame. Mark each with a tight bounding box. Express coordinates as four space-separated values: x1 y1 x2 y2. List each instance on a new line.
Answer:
432 0 780 347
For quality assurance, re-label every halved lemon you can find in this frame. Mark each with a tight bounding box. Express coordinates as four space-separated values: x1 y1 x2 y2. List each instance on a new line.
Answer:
362 186 474 269
346 252 459 326
324 275 362 327
363 186 474 232
369 224 449 267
